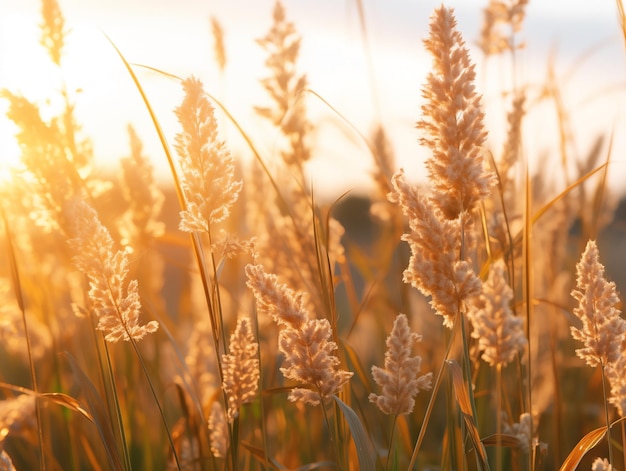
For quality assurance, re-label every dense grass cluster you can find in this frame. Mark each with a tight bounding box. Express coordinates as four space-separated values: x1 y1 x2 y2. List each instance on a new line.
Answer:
1 1 625 470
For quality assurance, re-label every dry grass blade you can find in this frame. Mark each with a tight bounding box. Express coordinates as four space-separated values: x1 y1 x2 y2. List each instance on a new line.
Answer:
447 360 489 469
239 441 285 470
331 396 376 471
559 417 626 471
558 426 607 471
103 34 185 209
530 163 608 224
482 434 525 448
39 393 94 422
1 207 46 470
63 353 125 471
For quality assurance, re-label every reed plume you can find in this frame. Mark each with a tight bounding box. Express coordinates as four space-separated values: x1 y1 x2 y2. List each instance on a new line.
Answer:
0 394 37 443
210 16 227 73
607 353 626 417
369 314 432 415
468 259 526 366
67 199 159 342
502 412 532 454
478 0 529 56
591 457 613 470
174 76 242 234
118 124 165 246
208 401 228 458
40 0 67 66
255 0 311 170
418 5 494 220
389 170 482 328
222 317 260 422
245 263 352 405
0 450 16 471
570 240 625 368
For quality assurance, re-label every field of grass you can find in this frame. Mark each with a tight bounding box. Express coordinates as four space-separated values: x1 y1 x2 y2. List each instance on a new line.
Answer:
1 1 626 470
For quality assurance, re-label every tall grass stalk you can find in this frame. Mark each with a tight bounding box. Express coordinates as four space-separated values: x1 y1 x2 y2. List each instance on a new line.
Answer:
2 209 46 471
600 366 614 465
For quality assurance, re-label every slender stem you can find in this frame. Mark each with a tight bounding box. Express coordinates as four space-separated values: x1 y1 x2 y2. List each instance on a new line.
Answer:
496 363 503 471
407 320 460 469
320 398 342 469
2 209 46 471
127 337 182 470
600 365 614 466
621 421 626 471
384 415 398 471
102 342 133 471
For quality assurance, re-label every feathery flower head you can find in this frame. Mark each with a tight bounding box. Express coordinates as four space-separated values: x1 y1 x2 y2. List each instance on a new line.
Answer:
591 458 613 471
606 351 626 417
418 5 494 219
478 0 529 56
0 394 36 443
208 401 228 458
174 76 242 233
40 0 68 66
67 199 159 342
468 259 526 366
570 240 625 368
503 412 532 454
389 170 482 328
0 450 16 471
255 1 311 168
278 318 353 406
369 314 433 415
244 263 307 328
245 263 352 405
222 317 260 422
119 124 165 244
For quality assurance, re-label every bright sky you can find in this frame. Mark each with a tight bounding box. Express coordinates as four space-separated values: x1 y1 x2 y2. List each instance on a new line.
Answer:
1 0 625 199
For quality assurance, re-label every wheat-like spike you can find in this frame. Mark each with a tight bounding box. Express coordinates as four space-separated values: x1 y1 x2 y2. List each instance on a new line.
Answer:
245 263 352 405
570 240 625 368
478 0 529 56
119 124 165 245
208 401 228 458
389 170 482 327
222 317 260 422
210 16 227 72
40 0 67 66
468 259 526 366
174 76 242 233
67 199 158 342
0 394 37 443
418 5 494 219
591 457 613 471
369 314 433 415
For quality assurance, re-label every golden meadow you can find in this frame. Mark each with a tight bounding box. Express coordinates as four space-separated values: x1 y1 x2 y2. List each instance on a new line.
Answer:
1 1 625 469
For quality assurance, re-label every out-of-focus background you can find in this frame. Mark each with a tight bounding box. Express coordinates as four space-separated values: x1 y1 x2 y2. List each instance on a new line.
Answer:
1 0 625 198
